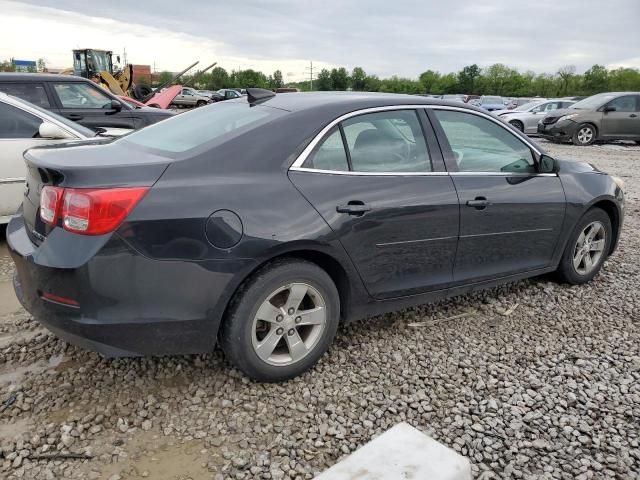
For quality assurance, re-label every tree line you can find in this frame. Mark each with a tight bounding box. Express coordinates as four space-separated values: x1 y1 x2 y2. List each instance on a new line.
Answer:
172 63 640 98
3 57 639 97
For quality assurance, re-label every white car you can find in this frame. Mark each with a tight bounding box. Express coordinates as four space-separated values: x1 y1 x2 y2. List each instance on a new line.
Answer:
0 92 117 224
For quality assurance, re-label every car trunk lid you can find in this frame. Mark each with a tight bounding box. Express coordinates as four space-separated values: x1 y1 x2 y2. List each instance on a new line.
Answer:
22 141 170 244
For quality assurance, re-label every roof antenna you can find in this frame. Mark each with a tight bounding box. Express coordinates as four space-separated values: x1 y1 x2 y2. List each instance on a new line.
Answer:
246 88 276 104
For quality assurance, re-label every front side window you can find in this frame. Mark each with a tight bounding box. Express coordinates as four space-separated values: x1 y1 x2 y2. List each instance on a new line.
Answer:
53 82 113 109
0 102 42 139
0 83 50 108
433 110 536 174
605 95 637 112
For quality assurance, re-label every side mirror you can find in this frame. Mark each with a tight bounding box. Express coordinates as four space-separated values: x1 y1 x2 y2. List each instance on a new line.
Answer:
117 55 121 63
110 99 123 111
539 154 556 174
603 105 616 113
39 122 72 140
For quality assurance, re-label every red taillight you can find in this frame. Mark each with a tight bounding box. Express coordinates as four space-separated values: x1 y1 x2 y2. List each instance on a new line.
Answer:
40 186 64 225
40 186 149 235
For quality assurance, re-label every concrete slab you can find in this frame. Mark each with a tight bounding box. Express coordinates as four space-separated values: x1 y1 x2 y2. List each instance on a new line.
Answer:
314 423 471 480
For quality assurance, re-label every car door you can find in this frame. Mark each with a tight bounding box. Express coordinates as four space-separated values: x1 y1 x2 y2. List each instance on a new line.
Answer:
48 81 134 130
289 108 460 299
429 107 566 284
601 95 640 138
0 102 68 219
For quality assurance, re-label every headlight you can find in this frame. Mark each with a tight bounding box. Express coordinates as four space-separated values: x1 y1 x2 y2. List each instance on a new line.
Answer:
612 176 625 191
557 113 580 122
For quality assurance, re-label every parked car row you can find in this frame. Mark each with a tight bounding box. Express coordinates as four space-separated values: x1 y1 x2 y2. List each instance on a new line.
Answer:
430 88 640 145
537 92 640 145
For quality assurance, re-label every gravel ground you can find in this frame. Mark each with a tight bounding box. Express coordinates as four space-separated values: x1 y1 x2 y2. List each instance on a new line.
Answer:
0 140 639 480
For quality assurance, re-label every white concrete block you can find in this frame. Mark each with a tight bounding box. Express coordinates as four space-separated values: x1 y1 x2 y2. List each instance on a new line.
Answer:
314 422 471 480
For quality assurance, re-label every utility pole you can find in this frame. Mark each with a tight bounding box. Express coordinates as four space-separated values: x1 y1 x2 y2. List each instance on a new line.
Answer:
304 61 314 91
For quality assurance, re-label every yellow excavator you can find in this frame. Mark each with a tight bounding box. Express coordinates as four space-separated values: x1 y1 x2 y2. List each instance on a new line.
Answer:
63 49 148 99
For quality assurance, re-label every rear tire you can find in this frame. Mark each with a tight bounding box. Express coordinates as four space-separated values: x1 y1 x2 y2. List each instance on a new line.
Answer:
509 120 524 132
556 208 611 284
196 100 207 108
220 259 340 382
572 124 596 146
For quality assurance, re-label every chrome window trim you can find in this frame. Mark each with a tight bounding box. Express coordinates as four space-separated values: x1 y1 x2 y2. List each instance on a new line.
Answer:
288 104 556 177
290 167 447 177
0 177 26 184
289 105 436 172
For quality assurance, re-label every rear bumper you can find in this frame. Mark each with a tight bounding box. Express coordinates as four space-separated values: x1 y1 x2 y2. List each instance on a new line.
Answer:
537 120 578 141
7 215 252 357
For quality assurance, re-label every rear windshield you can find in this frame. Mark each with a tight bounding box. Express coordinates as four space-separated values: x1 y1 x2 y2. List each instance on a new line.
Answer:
122 101 285 153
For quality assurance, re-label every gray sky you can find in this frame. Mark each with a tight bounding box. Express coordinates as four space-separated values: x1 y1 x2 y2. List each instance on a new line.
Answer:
2 0 639 80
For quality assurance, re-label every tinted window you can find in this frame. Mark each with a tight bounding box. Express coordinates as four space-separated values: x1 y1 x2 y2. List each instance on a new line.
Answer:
434 110 535 174
53 82 113 109
0 102 42 139
304 127 348 171
606 95 637 112
0 83 50 108
123 102 283 153
341 110 431 172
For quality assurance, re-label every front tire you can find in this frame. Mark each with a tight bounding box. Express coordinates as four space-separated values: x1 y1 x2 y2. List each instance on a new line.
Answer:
509 120 524 132
556 208 611 284
572 124 596 146
220 259 340 382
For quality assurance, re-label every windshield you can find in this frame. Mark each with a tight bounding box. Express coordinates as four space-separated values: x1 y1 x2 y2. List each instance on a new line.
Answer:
515 101 544 111
87 51 111 73
122 101 285 154
14 96 96 137
482 96 502 104
570 93 617 110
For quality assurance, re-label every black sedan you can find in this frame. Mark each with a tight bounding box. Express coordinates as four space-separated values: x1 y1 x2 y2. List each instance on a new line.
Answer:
8 90 625 382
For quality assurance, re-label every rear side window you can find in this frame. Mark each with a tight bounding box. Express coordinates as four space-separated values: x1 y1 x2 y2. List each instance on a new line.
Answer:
303 110 432 173
123 102 284 153
305 127 349 171
0 83 50 108
0 102 42 138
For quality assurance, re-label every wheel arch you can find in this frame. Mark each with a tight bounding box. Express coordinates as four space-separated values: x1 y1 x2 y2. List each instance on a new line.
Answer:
219 244 359 333
588 198 621 255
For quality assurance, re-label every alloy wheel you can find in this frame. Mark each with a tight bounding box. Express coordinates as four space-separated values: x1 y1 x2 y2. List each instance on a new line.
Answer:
577 126 594 145
573 221 606 275
251 283 327 366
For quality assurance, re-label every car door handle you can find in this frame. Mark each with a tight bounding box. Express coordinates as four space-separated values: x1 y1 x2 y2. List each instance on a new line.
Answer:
630 114 638 118
336 201 371 216
67 114 83 120
466 197 490 210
